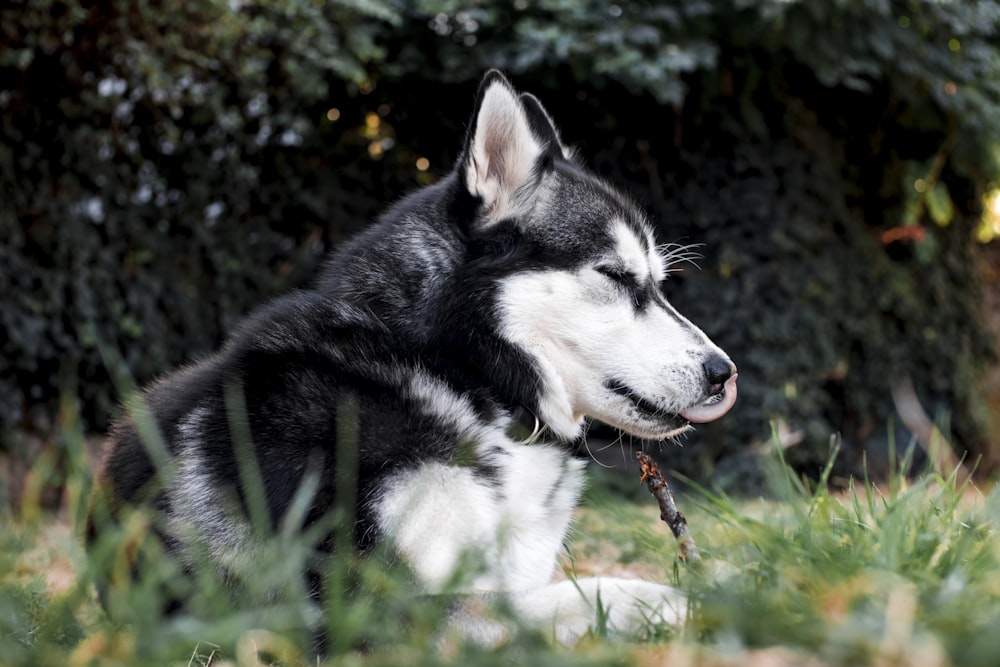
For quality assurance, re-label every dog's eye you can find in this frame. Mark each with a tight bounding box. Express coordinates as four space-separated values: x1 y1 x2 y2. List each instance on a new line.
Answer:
596 266 633 286
596 265 650 310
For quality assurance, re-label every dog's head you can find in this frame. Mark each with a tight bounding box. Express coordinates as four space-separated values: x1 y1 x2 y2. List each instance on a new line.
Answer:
451 71 737 442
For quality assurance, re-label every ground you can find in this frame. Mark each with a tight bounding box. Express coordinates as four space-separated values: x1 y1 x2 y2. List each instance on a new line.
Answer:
4 462 995 666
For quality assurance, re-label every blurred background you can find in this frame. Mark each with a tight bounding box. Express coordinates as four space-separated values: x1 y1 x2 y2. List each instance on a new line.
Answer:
3 0 1000 506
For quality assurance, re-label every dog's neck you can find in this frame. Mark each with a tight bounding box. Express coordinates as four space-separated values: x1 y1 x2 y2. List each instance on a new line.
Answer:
506 404 544 445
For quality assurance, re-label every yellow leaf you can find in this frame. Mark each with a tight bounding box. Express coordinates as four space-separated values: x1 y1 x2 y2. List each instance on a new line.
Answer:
926 182 954 227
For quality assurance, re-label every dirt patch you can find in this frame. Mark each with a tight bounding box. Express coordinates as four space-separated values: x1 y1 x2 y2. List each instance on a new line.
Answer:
13 520 80 597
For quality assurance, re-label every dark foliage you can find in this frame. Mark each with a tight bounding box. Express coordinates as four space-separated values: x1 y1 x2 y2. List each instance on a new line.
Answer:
3 0 999 482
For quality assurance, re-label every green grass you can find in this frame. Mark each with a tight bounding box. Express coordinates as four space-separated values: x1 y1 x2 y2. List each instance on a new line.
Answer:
2 427 998 666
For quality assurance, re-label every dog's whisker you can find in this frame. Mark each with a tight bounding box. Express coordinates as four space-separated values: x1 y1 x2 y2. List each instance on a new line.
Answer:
657 242 704 274
581 433 614 468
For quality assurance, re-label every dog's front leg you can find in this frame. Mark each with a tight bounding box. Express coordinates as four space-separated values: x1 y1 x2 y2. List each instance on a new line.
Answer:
512 576 687 643
445 577 686 646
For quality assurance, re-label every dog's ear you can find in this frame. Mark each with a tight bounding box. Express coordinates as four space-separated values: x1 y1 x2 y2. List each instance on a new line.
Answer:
459 71 559 221
519 92 572 161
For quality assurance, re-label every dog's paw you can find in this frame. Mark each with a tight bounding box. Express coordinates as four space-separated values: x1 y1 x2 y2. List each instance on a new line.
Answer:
510 576 687 644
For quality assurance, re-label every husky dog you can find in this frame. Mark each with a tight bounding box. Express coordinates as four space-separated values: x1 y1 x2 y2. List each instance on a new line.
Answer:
93 71 737 645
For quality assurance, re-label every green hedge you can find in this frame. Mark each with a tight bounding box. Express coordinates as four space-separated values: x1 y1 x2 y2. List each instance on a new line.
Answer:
0 0 402 436
3 0 999 480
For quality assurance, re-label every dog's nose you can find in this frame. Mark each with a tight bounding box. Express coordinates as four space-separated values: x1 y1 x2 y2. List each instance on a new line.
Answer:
703 355 736 395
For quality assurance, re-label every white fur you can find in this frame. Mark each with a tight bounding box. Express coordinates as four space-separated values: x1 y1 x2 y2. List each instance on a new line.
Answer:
447 578 686 646
376 411 585 592
407 370 486 438
508 577 686 644
612 220 654 278
374 412 685 644
497 221 729 441
378 373 688 641
168 406 260 576
647 232 668 283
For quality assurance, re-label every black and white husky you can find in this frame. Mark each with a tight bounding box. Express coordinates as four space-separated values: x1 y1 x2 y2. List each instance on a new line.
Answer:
93 71 737 644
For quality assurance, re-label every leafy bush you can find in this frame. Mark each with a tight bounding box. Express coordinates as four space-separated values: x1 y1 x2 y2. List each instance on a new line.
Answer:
0 0 402 440
3 0 1000 480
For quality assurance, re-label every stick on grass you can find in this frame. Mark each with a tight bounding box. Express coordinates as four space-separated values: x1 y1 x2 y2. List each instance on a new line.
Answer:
636 451 701 563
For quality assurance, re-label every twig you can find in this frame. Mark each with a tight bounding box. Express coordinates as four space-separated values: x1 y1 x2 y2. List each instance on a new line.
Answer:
636 451 701 562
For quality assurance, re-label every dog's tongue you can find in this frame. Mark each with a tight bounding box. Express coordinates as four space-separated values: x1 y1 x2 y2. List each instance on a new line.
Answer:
680 374 738 424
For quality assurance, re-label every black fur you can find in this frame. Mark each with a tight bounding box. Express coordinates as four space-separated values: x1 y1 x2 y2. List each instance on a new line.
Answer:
90 72 574 578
